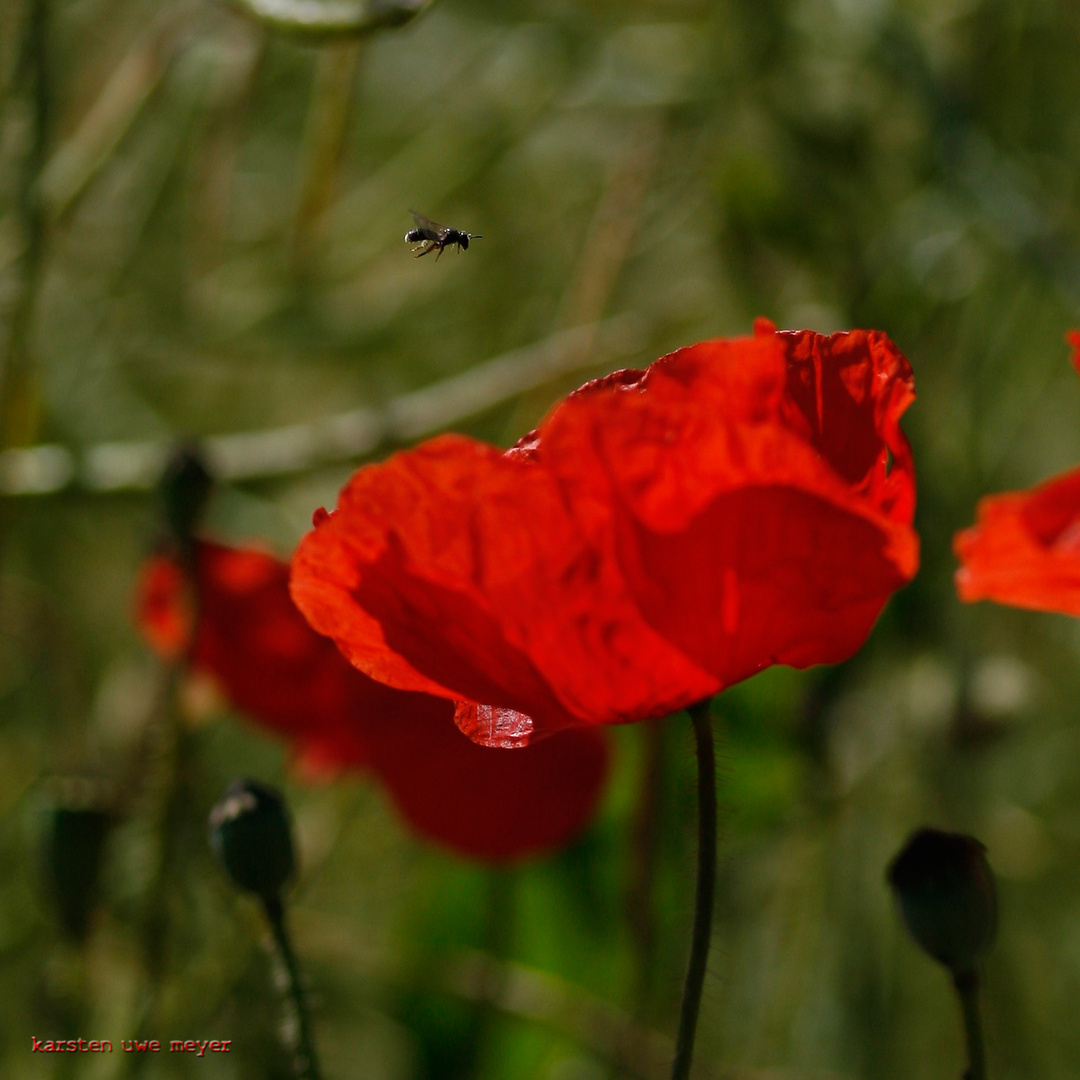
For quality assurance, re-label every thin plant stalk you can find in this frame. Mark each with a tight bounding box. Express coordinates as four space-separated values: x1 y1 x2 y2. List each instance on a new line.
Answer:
671 700 717 1080
2 0 50 451
123 666 191 1079
264 895 323 1080
628 720 663 1016
955 971 987 1080
292 40 361 277
466 869 517 1071
125 556 203 1077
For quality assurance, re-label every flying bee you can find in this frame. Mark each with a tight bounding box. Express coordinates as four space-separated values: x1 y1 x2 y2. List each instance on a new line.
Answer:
404 211 482 260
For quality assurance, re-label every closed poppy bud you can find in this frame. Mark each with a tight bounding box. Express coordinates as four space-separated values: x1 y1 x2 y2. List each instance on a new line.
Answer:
209 780 295 902
887 827 997 977
159 445 213 552
41 778 114 941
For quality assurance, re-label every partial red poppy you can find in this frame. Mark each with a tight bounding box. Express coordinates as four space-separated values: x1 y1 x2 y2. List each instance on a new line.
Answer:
954 332 1080 616
956 468 1080 615
135 542 609 861
1069 330 1080 378
291 322 918 746
137 555 194 660
137 541 369 764
360 703 610 861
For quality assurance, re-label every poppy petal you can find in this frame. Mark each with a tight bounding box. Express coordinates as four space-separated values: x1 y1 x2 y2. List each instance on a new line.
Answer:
775 327 917 525
291 434 719 742
1068 330 1080 378
135 555 195 659
364 706 609 862
453 701 537 748
137 541 608 859
955 333 1080 618
534 329 918 684
138 542 373 764
955 466 1080 615
290 327 917 746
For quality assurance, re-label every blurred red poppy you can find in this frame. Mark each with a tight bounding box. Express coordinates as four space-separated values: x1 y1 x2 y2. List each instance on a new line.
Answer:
138 555 194 661
291 321 918 746
135 541 609 861
955 332 1080 615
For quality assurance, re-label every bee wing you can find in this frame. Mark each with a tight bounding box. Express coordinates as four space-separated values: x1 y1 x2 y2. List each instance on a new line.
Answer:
409 210 450 242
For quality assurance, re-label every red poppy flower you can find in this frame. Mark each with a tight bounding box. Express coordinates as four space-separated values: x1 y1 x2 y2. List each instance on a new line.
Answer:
290 321 918 746
955 332 1080 615
134 542 609 861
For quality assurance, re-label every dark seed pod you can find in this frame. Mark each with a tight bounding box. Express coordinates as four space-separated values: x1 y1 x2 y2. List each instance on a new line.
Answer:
887 827 997 977
42 778 115 941
159 444 213 552
209 780 295 902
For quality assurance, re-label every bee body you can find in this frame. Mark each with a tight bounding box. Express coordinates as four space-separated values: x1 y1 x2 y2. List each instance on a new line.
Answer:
405 212 481 260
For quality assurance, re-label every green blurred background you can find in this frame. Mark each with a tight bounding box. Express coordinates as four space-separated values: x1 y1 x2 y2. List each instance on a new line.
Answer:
3 0 1080 1076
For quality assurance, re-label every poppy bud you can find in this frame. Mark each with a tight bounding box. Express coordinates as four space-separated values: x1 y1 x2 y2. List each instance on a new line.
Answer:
209 779 295 902
41 778 115 941
887 827 997 977
159 445 213 551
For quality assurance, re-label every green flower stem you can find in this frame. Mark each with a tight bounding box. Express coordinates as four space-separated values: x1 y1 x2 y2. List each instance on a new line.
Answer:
264 895 323 1080
955 971 987 1080
671 700 717 1080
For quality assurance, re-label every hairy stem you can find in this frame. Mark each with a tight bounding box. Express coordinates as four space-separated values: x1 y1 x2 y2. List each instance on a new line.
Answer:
265 896 322 1080
671 700 717 1080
